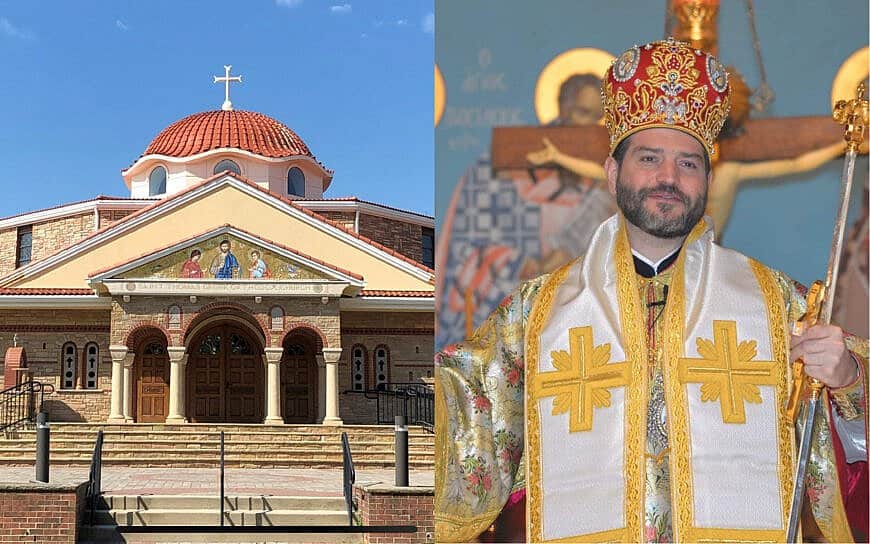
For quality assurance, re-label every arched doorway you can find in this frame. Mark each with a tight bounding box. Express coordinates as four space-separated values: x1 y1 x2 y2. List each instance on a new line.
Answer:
134 337 170 423
281 334 318 423
186 322 264 423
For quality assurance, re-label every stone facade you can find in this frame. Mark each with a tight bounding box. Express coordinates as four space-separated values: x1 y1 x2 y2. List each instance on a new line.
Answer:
0 309 112 422
358 214 425 265
0 213 95 278
0 304 432 425
32 213 95 262
339 312 434 424
353 483 434 544
0 229 16 278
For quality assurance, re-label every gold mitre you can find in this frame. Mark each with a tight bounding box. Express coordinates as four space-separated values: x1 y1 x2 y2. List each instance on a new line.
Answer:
602 38 731 156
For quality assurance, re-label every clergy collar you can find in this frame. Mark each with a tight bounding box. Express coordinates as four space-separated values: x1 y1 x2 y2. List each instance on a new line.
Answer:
632 246 681 278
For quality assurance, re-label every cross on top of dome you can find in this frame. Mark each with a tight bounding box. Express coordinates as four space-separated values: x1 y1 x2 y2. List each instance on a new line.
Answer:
213 65 242 111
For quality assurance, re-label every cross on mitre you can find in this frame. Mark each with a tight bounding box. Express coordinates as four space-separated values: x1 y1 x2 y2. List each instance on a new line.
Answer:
213 65 242 111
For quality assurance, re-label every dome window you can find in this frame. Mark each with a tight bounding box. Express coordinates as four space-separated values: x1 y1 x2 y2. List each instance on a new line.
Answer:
287 167 305 196
214 159 241 176
148 166 167 196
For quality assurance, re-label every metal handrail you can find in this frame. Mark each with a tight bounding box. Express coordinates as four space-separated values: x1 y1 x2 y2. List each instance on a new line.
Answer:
341 432 356 526
86 430 104 526
346 382 434 432
0 380 54 434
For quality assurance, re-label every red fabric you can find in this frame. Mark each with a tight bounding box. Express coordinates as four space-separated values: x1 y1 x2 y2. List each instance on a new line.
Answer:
476 490 526 543
828 399 868 543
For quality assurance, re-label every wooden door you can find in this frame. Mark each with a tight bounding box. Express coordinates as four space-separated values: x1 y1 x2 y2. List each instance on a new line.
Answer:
225 333 262 422
187 325 263 422
136 341 169 423
281 343 315 423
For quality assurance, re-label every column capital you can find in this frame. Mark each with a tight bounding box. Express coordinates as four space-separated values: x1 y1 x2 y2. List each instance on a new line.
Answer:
167 346 188 364
264 347 284 364
315 354 325 367
122 352 135 369
321 347 343 364
109 345 129 362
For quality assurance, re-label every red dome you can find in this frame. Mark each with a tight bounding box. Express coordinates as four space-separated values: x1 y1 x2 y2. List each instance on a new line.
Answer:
142 110 312 159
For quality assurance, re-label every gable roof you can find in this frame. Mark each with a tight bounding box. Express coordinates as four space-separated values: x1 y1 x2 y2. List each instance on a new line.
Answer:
1 171 434 289
88 224 364 284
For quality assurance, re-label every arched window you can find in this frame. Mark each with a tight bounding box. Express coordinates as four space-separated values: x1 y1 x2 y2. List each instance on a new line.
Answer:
213 159 241 175
270 306 284 331
350 344 367 391
148 166 167 196
287 167 305 196
167 305 182 329
61 342 77 389
84 343 99 389
373 345 389 390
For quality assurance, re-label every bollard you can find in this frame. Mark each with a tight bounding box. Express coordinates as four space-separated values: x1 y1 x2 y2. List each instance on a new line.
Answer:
35 411 49 483
395 415 409 487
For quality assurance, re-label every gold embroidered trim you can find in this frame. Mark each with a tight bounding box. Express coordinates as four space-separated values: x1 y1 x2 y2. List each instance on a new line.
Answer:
613 217 649 543
525 259 579 543
532 326 630 432
665 255 792 541
749 259 794 537
659 219 705 542
685 527 785 542
543 527 627 543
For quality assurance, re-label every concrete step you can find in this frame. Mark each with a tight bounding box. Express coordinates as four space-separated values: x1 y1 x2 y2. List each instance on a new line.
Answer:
0 456 434 468
95 508 349 527
102 494 346 511
79 525 365 543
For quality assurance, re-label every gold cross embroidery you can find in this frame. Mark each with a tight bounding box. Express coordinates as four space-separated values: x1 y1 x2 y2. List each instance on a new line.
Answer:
678 320 778 424
532 326 630 432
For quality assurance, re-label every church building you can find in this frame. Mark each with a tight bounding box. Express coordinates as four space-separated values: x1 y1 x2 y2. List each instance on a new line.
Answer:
0 72 435 426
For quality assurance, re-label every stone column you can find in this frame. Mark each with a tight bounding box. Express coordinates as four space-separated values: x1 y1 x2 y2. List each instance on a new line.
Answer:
122 353 134 422
315 354 326 423
321 347 343 426
107 346 128 423
166 347 188 423
264 348 285 425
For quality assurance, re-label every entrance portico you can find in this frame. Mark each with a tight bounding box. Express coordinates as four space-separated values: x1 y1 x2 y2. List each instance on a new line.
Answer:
107 306 344 425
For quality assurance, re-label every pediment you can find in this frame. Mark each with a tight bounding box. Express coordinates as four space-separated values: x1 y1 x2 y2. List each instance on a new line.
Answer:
90 226 363 289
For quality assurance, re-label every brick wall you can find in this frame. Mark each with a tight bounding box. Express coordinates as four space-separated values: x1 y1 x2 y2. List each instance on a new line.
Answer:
358 214 424 265
0 482 87 543
339 312 433 424
353 483 434 544
97 208 136 229
318 211 357 231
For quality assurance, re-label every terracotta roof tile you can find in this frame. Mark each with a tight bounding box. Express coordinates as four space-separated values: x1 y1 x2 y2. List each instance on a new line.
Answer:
358 290 433 297
139 110 312 161
0 288 94 295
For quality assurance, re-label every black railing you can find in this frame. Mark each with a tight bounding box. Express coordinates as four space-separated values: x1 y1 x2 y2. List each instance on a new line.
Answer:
0 380 54 434
341 431 356 526
351 383 434 432
86 430 104 526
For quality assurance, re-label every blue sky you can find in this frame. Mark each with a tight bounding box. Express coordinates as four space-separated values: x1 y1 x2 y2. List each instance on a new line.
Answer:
0 0 434 218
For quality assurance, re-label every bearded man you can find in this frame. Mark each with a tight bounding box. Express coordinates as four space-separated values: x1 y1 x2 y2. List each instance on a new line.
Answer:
435 38 867 543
